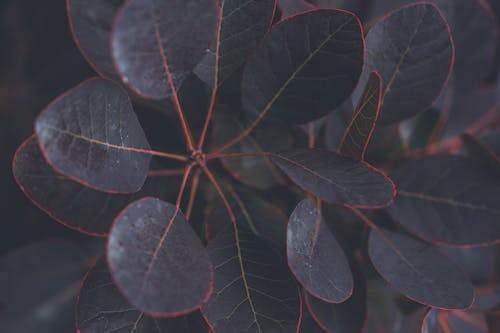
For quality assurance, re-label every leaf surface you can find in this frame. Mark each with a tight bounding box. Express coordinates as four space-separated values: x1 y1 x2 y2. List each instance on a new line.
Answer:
112 0 218 99
368 229 474 309
287 200 353 302
67 0 124 79
202 226 300 333
355 3 454 125
242 9 364 124
13 136 173 236
270 149 395 207
194 0 276 85
0 240 87 333
338 71 382 160
35 78 151 193
107 197 212 315
77 258 209 333
387 154 500 246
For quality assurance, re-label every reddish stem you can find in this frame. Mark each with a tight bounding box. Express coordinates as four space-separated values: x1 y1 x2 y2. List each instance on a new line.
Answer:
207 151 270 160
147 168 186 177
197 4 223 151
185 168 201 220
147 149 188 161
203 165 260 322
308 122 315 149
153 18 195 151
140 165 192 286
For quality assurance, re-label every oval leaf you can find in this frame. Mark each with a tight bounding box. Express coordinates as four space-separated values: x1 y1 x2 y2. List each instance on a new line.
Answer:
338 71 382 160
13 136 177 236
67 0 123 79
35 78 151 193
287 200 353 302
357 3 454 125
368 229 474 309
242 9 364 124
387 154 500 246
202 226 301 333
194 0 276 85
77 258 209 333
270 149 395 207
112 0 218 99
107 197 212 316
13 136 131 235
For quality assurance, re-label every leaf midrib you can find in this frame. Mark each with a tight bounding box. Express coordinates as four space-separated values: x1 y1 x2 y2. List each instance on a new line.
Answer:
253 14 355 123
398 190 500 214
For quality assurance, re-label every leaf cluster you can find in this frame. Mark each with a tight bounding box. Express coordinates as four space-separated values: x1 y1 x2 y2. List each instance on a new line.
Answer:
8 0 500 332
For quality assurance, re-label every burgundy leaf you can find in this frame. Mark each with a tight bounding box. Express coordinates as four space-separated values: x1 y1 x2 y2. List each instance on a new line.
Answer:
435 0 498 94
277 0 314 18
287 200 353 303
0 240 87 333
77 258 210 333
107 197 213 316
338 71 382 160
112 0 218 99
67 0 124 80
368 229 474 309
304 265 366 333
202 226 301 333
35 78 151 193
213 111 292 190
12 135 172 236
387 154 500 246
422 308 489 333
194 0 276 85
355 3 454 125
242 9 364 124
270 149 396 208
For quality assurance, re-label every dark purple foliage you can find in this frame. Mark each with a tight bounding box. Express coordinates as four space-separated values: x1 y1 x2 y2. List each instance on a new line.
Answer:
354 3 454 126
35 78 152 193
270 149 396 207
107 198 212 316
9 0 500 332
243 9 364 124
287 200 353 303
77 258 210 333
368 229 474 309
